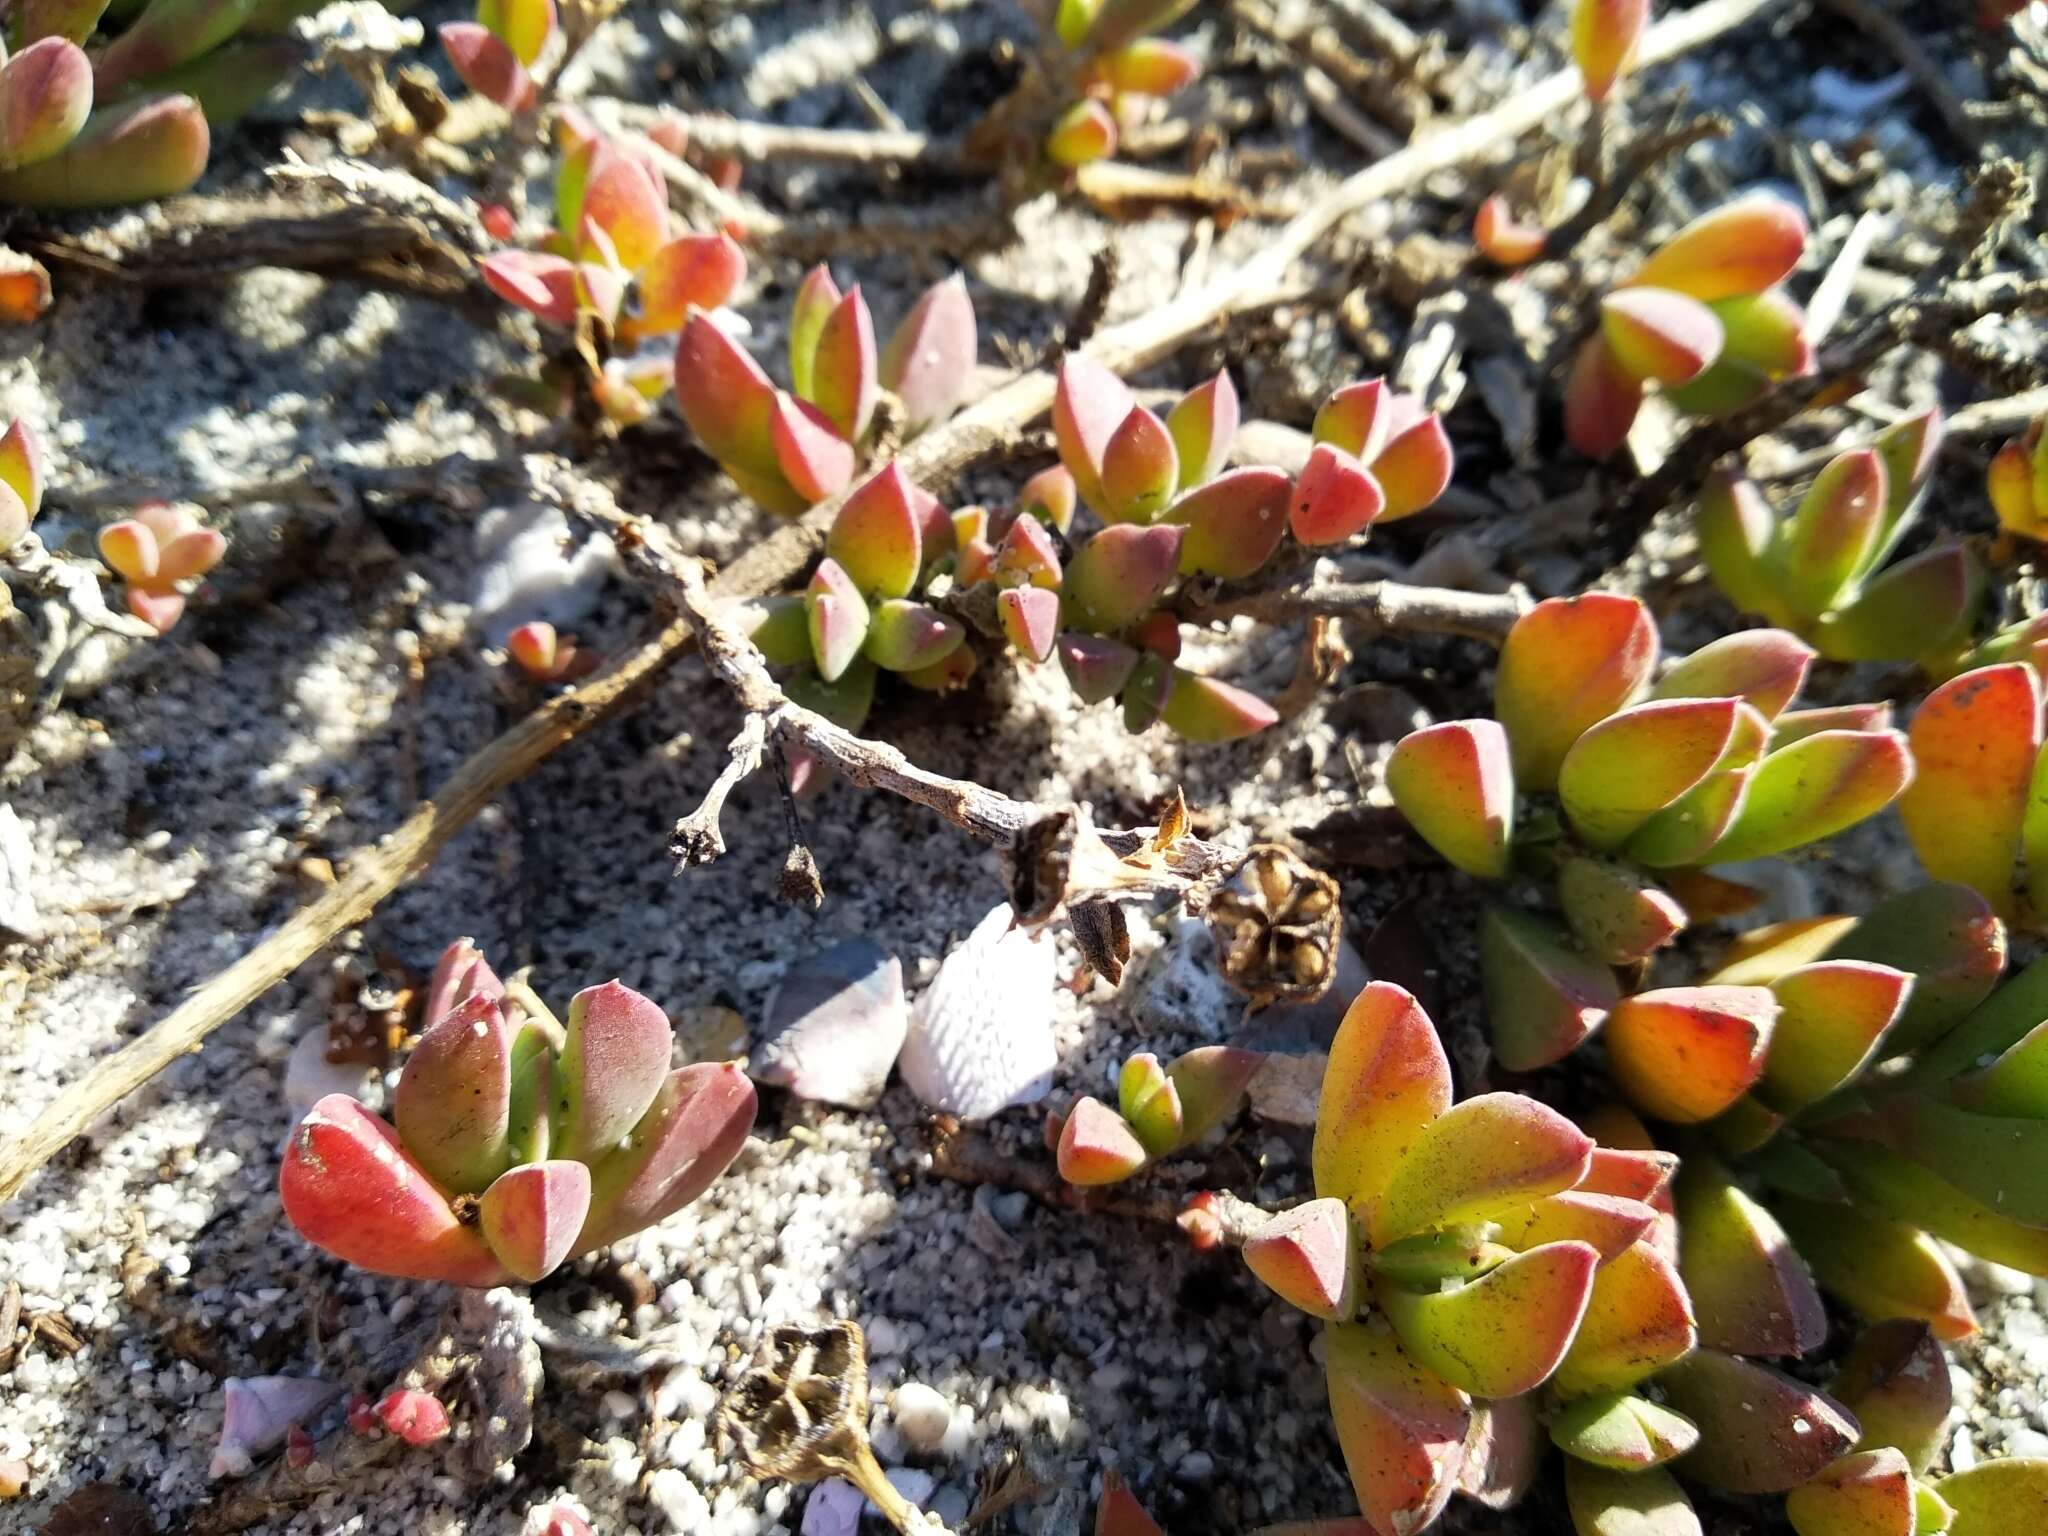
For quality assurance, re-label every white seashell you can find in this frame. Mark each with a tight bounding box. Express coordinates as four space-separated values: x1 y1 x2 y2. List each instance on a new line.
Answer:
282 1026 372 1124
470 501 616 647
898 904 1057 1120
209 1375 342 1479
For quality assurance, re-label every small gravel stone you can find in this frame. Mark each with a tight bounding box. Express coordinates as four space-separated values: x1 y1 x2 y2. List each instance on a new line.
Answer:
890 1382 952 1453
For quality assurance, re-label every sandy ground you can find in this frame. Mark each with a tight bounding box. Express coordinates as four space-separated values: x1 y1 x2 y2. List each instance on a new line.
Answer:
4 0 2046 1532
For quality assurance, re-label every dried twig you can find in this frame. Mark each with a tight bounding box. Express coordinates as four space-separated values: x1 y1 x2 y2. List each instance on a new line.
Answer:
1813 0 1983 150
0 0 1792 1207
1541 113 1732 260
1180 578 1529 640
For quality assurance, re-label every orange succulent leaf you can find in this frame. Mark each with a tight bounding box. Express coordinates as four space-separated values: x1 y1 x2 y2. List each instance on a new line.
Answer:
1823 882 2005 1056
1551 1240 1698 1398
1494 593 1659 791
1899 664 2042 919
1623 194 1809 303
1606 985 1777 1124
1387 720 1516 879
1777 1197 1978 1344
1312 982 1452 1216
1057 1096 1149 1187
1166 467 1291 579
1324 1322 1471 1536
1600 287 1725 387
1698 727 1911 864
1379 1239 1600 1398
1556 857 1686 966
1473 194 1546 267
1367 1093 1593 1247
1650 629 1815 719
1243 1197 1357 1321
1559 697 1743 850
1784 1448 1922 1536
1095 1469 1167 1536
1758 960 1912 1112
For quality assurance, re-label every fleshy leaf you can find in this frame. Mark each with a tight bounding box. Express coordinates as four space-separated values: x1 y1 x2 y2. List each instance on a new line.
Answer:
1785 1448 1922 1536
996 511 1063 589
1314 379 1393 463
880 274 977 431
788 264 841 400
1161 670 1276 741
1650 629 1814 719
1560 697 1742 850
637 232 746 333
1551 1239 1698 1397
862 600 964 674
1243 1197 1357 1321
576 1062 756 1254
1096 1469 1167 1536
786 659 876 733
1821 1138 2048 1276
576 143 667 271
1697 469 1782 619
1825 881 2005 1056
1059 631 1140 703
1018 464 1078 534
999 586 1060 662
1372 409 1454 521
1658 1350 1860 1493
1097 37 1201 95
1457 1394 1544 1512
1167 466 1291 578
1578 1147 1679 1204
479 1159 591 1283
279 1095 508 1286
1759 960 1912 1112
554 981 673 1164
1711 289 1815 380
1167 1046 1262 1143
1387 720 1516 879
1497 1190 1658 1260
1289 442 1385 545
92 0 261 93
1494 593 1659 791
0 93 208 209
1898 664 2040 919
1600 288 1724 387
769 392 855 504
1046 97 1117 165
1832 1319 1958 1474
1700 728 1912 864
1564 1460 1701 1536
1167 371 1238 489
1121 653 1173 732
483 250 580 326
1771 704 1896 749
477 0 556 65
1368 1093 1593 1246
1816 544 1983 665
1119 1053 1183 1156
827 464 925 600
1778 1197 1977 1343
1563 332 1644 461
1624 194 1809 302
675 315 788 501
1312 982 1452 1216
1557 856 1686 965
440 23 535 111
1382 1240 1600 1398
1053 355 1137 515
1100 404 1180 523
1674 1158 1826 1357
1057 1095 1149 1186
1474 194 1547 267
1779 448 1890 620
393 995 515 1194
808 285 878 442
1062 523 1183 633
1551 1392 1700 1470
1935 1460 2048 1534
806 558 872 683
1606 986 1776 1123
1479 903 1621 1072
1876 1095 2048 1226
0 38 92 169
1570 0 1649 102
1324 1322 1471 1536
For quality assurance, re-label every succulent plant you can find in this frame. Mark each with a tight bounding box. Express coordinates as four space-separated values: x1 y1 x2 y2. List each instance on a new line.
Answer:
1569 0 1651 103
953 361 1452 741
671 266 977 512
1473 193 1548 268
0 0 321 208
0 417 44 552
95 498 227 634
484 112 749 426
1051 1045 1262 1187
1387 592 1909 1070
1988 414 2048 541
280 939 757 1286
506 620 593 683
1565 194 1812 461
1042 0 1200 168
441 0 556 113
1895 660 2048 927
1698 412 1978 668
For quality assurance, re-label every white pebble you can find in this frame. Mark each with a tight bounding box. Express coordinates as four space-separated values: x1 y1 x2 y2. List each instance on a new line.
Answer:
891 1382 952 1453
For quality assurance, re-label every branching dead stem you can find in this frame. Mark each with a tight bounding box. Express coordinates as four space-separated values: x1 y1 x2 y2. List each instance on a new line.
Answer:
0 0 1792 1207
1180 578 1529 640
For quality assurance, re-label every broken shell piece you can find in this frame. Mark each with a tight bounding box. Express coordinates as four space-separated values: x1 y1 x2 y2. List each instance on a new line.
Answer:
898 904 1057 1120
752 940 908 1108
283 1026 373 1124
209 1376 344 1479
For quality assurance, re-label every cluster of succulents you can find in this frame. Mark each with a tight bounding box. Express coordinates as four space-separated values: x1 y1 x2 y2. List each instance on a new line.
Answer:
1388 592 1908 1068
1041 0 1199 168
279 939 757 1286
0 0 312 208
1566 195 1813 461
1698 412 1978 667
1900 660 2048 927
1050 1045 1261 1186
441 0 556 114
96 498 228 633
1989 413 2048 541
675 266 977 513
483 112 749 425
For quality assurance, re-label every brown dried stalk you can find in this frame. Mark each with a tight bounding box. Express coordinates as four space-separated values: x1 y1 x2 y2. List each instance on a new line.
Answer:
0 0 1793 1207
